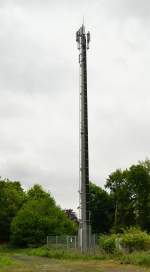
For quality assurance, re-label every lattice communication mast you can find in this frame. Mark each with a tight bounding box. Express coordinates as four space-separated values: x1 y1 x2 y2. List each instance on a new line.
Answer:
76 24 91 252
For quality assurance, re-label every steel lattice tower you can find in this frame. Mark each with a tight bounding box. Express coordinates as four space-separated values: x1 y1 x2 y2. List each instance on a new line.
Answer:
76 24 91 252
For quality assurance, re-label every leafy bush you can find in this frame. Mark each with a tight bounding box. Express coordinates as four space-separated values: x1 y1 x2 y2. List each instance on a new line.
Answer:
120 227 150 252
10 199 77 247
99 228 150 253
99 234 116 253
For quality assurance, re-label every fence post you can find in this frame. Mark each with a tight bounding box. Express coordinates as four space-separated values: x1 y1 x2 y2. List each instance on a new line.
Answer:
75 236 77 249
93 234 96 254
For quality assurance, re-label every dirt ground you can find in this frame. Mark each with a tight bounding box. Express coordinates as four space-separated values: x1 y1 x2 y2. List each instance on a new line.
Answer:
1 255 150 272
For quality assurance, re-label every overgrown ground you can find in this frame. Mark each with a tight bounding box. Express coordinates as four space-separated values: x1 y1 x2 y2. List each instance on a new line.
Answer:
1 247 150 272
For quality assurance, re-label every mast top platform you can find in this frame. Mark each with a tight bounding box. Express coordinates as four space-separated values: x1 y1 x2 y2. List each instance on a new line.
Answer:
76 25 90 50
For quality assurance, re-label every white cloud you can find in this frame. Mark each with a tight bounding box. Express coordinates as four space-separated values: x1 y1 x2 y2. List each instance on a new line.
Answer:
102 0 150 20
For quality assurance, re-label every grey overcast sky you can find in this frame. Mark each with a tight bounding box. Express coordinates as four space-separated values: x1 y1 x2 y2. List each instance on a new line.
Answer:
0 0 150 212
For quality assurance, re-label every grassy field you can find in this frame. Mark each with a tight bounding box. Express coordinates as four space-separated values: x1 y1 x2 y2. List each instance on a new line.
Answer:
1 246 150 272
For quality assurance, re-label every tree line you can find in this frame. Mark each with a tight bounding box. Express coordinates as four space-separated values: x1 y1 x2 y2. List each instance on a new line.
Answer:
0 158 150 247
90 159 150 234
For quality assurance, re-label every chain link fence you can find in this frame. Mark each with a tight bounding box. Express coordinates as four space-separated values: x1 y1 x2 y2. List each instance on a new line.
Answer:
46 234 99 250
47 235 78 249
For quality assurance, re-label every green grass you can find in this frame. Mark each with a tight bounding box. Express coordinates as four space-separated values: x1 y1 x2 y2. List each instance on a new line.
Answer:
1 245 150 271
27 246 107 260
117 251 150 266
0 245 106 260
0 256 16 267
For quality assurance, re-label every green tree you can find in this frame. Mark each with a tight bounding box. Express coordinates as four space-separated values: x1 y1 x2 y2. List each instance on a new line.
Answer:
0 179 25 241
90 183 114 234
27 184 54 203
105 169 135 232
127 164 150 230
11 188 77 247
139 158 150 173
105 160 150 232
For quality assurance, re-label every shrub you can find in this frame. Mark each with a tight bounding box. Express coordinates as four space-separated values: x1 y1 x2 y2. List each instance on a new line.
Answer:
99 228 150 254
99 234 116 253
121 227 150 252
